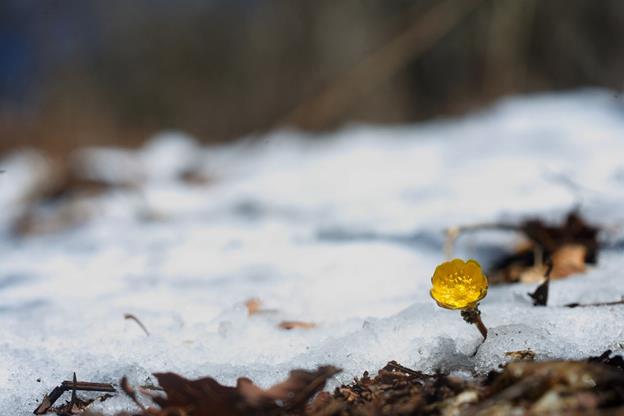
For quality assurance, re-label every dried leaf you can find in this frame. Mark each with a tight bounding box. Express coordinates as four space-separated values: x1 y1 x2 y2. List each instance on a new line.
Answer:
244 298 278 316
278 321 317 330
146 365 339 415
153 372 239 416
490 211 599 284
262 366 340 410
551 244 587 278
245 298 263 316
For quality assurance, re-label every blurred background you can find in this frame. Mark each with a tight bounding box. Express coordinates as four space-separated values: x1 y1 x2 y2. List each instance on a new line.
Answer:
5 5 624 412
1 0 624 156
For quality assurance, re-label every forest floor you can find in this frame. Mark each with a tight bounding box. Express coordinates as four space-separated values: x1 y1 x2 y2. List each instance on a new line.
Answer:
3 90 624 414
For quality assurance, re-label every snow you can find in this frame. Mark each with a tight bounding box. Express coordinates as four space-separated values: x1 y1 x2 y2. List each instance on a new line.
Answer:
2 89 624 413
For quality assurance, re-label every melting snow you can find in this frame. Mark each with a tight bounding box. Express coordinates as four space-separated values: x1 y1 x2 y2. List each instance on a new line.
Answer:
2 90 624 413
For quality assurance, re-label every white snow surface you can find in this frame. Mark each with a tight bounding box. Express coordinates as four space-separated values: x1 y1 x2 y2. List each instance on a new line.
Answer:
3 90 624 413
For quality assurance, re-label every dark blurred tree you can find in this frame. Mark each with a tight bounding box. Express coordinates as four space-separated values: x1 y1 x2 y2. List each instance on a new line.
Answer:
1 0 623 154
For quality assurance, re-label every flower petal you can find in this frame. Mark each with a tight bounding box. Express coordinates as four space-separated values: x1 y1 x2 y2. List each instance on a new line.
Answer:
430 258 488 310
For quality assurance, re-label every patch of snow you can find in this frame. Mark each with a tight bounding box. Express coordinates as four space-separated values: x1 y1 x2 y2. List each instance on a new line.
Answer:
2 89 624 414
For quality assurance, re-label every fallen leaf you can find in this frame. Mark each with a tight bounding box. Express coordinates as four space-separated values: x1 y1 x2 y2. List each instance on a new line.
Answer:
245 298 263 316
244 298 278 316
278 321 317 330
242 366 340 409
152 372 238 416
489 211 599 284
551 244 587 278
139 365 339 416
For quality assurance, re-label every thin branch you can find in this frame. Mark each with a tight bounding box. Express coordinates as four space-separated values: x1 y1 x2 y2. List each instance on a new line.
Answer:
386 361 423 377
565 298 624 308
70 373 77 407
33 377 115 414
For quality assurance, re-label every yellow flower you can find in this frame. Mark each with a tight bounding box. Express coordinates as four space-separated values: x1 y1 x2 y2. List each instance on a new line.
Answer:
430 258 488 310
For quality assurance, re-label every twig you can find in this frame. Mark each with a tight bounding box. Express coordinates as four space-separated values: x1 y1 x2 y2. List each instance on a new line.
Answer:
33 386 65 415
565 298 624 308
385 361 422 377
58 380 116 393
33 377 116 414
70 373 77 407
138 384 165 392
124 313 150 336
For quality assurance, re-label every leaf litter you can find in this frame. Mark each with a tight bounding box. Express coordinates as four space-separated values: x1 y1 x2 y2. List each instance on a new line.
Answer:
41 351 624 415
446 210 601 285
